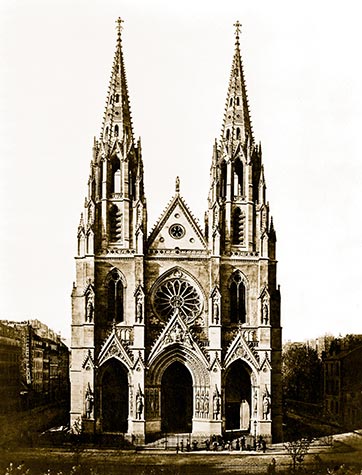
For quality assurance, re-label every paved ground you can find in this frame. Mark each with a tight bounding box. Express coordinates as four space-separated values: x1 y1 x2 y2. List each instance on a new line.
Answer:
0 432 361 475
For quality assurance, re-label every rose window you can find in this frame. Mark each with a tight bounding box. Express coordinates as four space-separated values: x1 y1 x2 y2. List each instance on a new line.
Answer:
153 278 202 323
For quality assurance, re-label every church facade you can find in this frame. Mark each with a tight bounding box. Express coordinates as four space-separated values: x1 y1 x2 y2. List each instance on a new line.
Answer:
70 20 282 443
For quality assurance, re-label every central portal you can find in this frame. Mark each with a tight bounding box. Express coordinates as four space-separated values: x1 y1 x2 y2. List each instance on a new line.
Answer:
161 361 193 433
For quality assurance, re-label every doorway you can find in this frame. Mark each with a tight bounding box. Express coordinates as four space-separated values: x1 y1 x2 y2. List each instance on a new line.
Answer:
161 361 193 433
101 359 129 432
225 360 251 431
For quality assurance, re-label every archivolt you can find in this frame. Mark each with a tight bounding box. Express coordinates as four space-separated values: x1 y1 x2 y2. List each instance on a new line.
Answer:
147 344 209 387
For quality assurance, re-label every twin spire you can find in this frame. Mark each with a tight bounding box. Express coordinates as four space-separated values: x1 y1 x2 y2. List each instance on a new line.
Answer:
100 18 134 145
100 19 252 151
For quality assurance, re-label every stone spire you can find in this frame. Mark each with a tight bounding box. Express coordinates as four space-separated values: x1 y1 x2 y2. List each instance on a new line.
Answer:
100 18 134 145
221 21 253 150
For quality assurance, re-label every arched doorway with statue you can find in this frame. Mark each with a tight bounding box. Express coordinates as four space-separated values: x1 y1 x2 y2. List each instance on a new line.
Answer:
100 358 129 433
161 361 193 433
224 359 252 432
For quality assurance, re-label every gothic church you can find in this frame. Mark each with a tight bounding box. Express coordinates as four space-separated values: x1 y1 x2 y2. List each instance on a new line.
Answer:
70 19 282 443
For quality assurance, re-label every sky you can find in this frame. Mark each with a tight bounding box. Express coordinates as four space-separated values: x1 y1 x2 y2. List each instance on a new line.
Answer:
0 0 361 343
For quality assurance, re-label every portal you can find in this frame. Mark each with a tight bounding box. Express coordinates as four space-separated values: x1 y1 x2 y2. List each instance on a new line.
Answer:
101 359 129 432
225 359 251 431
161 361 193 433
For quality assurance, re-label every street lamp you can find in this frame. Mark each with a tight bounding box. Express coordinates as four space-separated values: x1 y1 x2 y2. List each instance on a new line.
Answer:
253 420 257 450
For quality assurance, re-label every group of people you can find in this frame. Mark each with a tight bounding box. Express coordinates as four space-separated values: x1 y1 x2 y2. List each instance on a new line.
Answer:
175 434 267 453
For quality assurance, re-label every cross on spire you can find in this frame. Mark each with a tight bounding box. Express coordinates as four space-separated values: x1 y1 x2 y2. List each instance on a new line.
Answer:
116 17 124 35
233 20 241 39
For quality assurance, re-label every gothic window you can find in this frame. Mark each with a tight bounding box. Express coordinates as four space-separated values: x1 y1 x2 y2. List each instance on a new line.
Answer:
110 157 121 194
152 270 203 325
234 158 243 196
107 269 124 323
226 129 230 140
236 97 240 106
229 98 233 106
105 126 109 139
220 161 227 198
115 94 120 103
230 271 246 323
236 127 241 139
114 124 119 137
232 208 245 245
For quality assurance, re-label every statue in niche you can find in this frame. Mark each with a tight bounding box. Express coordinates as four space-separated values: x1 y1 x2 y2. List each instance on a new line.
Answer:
213 386 221 420
136 388 144 420
262 302 269 325
212 294 220 324
262 390 271 420
204 392 209 416
136 294 143 323
195 391 201 416
85 386 94 419
86 296 94 322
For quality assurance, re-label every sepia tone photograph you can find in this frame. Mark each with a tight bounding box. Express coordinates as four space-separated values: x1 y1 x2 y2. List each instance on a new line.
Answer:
0 0 361 473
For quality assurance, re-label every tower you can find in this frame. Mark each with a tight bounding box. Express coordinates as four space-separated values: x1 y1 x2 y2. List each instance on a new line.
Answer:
70 19 282 444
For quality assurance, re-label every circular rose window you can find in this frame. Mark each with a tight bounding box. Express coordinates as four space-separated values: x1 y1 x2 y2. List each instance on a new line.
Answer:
153 278 202 324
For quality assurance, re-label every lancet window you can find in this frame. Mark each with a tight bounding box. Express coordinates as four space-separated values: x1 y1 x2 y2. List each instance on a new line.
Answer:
107 269 124 323
230 271 246 323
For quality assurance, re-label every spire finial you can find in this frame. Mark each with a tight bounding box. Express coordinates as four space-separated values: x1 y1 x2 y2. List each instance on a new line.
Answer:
116 17 124 36
175 176 180 193
233 20 241 40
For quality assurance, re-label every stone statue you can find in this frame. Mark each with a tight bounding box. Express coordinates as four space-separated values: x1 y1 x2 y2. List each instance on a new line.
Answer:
262 392 271 420
212 295 220 324
86 297 93 322
136 295 143 322
85 389 94 419
136 392 144 420
213 388 221 420
262 302 269 325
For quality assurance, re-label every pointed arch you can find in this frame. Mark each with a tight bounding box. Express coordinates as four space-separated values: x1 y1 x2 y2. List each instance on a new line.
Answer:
234 158 243 196
220 160 227 198
230 270 246 323
105 268 125 323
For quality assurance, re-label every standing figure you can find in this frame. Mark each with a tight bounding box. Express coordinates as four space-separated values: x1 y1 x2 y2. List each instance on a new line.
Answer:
213 389 221 420
136 392 144 420
85 389 94 418
263 392 271 420
136 295 143 322
86 297 94 322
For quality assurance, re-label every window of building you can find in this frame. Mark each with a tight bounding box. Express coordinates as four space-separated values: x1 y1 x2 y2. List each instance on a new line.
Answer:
230 271 246 323
107 269 124 323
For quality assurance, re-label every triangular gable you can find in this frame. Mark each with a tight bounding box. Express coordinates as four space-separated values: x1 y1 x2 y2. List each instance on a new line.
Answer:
148 194 207 251
259 285 270 301
209 353 222 372
133 350 145 371
260 353 272 372
224 332 260 370
98 330 134 369
82 349 94 370
148 310 209 367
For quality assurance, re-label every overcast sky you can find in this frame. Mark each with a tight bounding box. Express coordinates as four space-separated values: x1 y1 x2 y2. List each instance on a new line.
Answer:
1 0 361 343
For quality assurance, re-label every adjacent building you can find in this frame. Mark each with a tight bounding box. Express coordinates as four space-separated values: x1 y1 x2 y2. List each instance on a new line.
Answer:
0 319 70 410
323 337 362 430
71 20 282 443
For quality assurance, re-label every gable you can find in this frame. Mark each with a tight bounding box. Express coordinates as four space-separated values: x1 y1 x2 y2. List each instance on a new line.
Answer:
148 195 207 251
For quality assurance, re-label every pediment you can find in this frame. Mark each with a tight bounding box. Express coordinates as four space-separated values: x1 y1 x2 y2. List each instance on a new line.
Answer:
224 331 260 370
98 330 134 369
148 310 209 367
148 194 207 251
